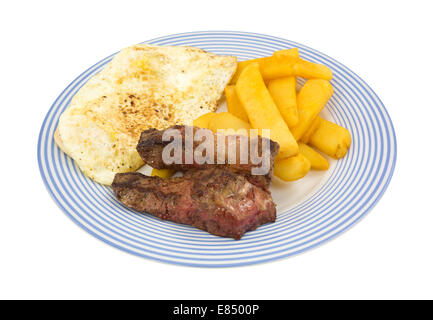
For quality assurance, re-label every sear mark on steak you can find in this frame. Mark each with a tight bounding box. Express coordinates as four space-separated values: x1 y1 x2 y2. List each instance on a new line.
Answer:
112 168 276 240
136 125 279 191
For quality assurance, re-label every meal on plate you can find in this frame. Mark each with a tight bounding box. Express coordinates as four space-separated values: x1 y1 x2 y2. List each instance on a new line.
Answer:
54 43 352 239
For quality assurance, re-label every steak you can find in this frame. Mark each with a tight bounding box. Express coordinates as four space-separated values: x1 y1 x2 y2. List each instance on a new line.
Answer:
136 125 279 191
112 168 276 240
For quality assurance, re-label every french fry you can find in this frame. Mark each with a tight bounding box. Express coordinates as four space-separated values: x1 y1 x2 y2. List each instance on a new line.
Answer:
231 49 332 84
273 48 299 58
208 112 251 135
291 79 334 141
294 60 332 81
230 59 259 84
274 154 311 181
232 55 297 83
300 116 321 143
235 63 299 158
267 77 299 127
151 168 175 179
275 48 332 80
298 143 329 170
225 85 249 123
268 48 299 127
193 112 217 129
309 118 351 159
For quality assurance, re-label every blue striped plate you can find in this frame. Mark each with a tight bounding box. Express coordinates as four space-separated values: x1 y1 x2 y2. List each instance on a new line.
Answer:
38 31 397 267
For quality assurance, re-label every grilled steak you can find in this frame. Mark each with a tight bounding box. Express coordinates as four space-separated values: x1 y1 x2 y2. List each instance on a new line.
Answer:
136 125 279 190
112 168 276 239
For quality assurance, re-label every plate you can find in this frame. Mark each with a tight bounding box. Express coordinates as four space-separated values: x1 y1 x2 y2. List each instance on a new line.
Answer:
38 31 397 267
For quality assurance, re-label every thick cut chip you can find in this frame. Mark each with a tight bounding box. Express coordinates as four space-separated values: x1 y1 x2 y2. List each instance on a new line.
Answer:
235 63 298 159
291 79 333 140
225 85 250 123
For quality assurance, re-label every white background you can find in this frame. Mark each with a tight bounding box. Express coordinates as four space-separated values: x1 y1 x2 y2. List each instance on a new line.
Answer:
1 0 432 299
